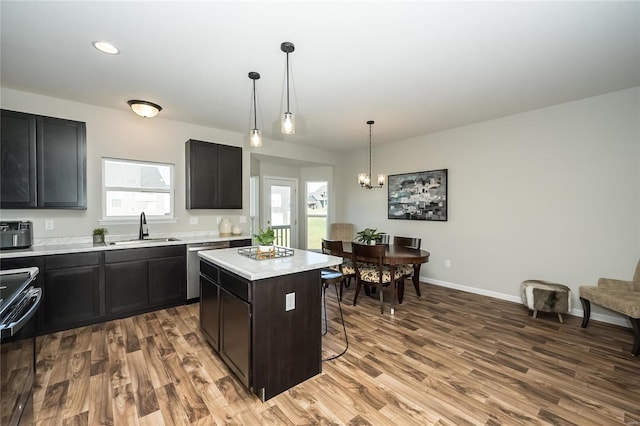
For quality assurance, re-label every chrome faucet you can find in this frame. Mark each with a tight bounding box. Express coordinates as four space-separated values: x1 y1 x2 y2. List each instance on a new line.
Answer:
139 212 149 240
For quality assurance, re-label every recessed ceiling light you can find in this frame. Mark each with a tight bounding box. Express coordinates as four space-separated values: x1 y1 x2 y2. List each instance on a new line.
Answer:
92 41 119 55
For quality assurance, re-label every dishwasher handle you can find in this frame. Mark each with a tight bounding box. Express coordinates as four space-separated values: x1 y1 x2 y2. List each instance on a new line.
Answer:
188 242 230 252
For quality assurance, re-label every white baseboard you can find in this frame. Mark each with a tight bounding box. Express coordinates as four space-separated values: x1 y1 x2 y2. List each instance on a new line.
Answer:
422 276 631 329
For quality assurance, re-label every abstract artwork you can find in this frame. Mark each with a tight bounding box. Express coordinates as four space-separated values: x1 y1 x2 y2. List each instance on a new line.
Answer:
387 169 448 221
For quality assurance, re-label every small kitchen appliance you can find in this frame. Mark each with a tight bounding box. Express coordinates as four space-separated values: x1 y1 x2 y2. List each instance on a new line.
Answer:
0 221 33 250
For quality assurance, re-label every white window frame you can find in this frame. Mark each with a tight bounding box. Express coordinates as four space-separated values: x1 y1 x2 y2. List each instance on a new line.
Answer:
100 157 176 225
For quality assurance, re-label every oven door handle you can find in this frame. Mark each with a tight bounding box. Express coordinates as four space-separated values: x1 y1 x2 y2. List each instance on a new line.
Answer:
0 287 42 338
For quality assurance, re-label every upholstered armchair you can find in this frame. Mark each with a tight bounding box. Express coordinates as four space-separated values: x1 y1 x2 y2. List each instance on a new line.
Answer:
579 259 640 356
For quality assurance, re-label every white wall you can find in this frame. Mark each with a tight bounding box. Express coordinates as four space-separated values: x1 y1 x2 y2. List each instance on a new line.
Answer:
0 88 342 240
341 87 640 323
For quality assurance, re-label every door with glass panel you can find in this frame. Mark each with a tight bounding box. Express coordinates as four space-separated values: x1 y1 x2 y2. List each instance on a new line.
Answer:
263 177 297 248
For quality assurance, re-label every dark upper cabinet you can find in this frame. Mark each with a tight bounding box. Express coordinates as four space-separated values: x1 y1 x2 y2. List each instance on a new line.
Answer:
0 110 37 207
0 109 87 209
185 139 242 209
37 115 87 208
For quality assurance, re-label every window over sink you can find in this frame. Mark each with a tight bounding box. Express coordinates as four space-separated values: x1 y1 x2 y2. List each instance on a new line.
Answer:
102 158 174 221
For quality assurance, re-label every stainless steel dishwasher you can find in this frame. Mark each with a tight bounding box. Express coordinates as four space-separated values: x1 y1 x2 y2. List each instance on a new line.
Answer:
187 241 230 301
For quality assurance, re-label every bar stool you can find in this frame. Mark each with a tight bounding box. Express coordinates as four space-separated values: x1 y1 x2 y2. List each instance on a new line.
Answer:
321 268 348 361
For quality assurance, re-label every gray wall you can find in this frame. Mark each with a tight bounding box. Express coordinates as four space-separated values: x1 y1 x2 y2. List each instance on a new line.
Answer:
339 87 640 324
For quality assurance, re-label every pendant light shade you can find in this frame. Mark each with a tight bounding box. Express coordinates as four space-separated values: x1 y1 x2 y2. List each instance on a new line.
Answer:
248 72 262 147
358 120 385 189
280 42 295 134
127 100 162 118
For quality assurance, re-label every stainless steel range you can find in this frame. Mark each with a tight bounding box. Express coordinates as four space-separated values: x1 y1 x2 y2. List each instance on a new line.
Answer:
0 267 41 426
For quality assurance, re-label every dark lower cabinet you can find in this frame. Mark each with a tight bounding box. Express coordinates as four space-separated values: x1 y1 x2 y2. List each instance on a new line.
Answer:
42 252 102 333
105 260 148 315
200 263 220 351
199 259 322 401
230 238 252 248
44 265 101 330
220 287 251 386
149 256 185 306
105 245 186 318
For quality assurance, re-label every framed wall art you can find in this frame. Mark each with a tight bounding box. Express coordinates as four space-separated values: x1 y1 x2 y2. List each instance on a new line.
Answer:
387 169 448 221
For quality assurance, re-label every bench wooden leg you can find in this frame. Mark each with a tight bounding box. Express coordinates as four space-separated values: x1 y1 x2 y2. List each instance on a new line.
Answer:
630 317 640 356
580 297 591 328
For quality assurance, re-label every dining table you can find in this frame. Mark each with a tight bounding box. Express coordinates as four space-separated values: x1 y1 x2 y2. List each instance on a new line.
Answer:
341 242 430 313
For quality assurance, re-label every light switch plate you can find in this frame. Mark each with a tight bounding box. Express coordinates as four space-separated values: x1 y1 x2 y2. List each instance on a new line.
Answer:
239 216 246 223
285 292 295 311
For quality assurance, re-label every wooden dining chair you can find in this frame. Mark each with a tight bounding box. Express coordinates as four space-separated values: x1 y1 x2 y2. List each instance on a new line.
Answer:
321 239 355 300
351 242 405 314
393 236 422 293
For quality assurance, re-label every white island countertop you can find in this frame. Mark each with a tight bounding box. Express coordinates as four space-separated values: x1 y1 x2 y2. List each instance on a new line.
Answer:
198 247 342 281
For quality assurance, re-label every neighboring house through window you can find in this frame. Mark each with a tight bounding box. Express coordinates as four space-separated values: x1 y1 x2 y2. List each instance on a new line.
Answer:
102 158 174 220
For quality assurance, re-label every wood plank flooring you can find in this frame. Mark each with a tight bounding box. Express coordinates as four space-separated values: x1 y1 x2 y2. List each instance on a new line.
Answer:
31 281 640 425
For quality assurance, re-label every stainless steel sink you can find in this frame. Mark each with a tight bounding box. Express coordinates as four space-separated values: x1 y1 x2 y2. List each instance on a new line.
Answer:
109 237 180 245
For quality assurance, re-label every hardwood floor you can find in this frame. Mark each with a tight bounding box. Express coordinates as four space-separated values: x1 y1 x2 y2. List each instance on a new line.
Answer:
31 281 639 425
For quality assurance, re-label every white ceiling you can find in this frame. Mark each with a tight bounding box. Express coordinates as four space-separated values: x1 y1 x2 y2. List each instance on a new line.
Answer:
1 1 638 152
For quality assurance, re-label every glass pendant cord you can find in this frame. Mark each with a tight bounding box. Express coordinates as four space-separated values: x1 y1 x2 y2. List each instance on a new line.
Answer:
252 77 258 130
285 50 291 115
248 72 262 147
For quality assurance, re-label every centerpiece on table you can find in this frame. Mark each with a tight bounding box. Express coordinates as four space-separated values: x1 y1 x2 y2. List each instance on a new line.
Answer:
355 228 385 245
253 226 277 258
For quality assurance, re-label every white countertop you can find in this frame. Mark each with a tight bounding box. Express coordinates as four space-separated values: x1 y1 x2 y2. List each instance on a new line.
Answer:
0 234 251 258
198 247 342 281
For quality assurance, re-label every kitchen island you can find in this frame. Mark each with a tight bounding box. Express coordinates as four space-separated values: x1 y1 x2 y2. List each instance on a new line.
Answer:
198 247 341 401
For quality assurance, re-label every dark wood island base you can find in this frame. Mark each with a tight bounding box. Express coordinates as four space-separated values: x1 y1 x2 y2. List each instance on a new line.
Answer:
200 258 323 401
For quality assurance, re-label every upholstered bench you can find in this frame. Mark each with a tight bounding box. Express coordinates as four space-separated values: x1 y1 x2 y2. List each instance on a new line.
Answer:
521 280 572 323
579 261 640 356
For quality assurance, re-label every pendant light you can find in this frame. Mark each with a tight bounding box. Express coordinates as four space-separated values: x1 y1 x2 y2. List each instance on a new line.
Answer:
127 100 162 118
248 72 262 147
280 41 295 134
358 120 385 189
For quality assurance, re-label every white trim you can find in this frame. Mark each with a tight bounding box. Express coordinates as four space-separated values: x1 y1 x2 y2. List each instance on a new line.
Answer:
422 275 631 329
98 218 178 226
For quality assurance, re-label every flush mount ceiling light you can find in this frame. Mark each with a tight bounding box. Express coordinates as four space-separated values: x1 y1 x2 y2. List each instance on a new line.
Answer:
92 41 119 55
280 41 295 135
358 120 385 189
248 71 262 148
127 100 162 118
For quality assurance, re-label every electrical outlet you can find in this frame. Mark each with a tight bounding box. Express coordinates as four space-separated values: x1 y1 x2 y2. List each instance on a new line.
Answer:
45 219 54 230
216 216 221 224
189 217 198 225
445 259 451 268
239 216 246 223
286 292 295 311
